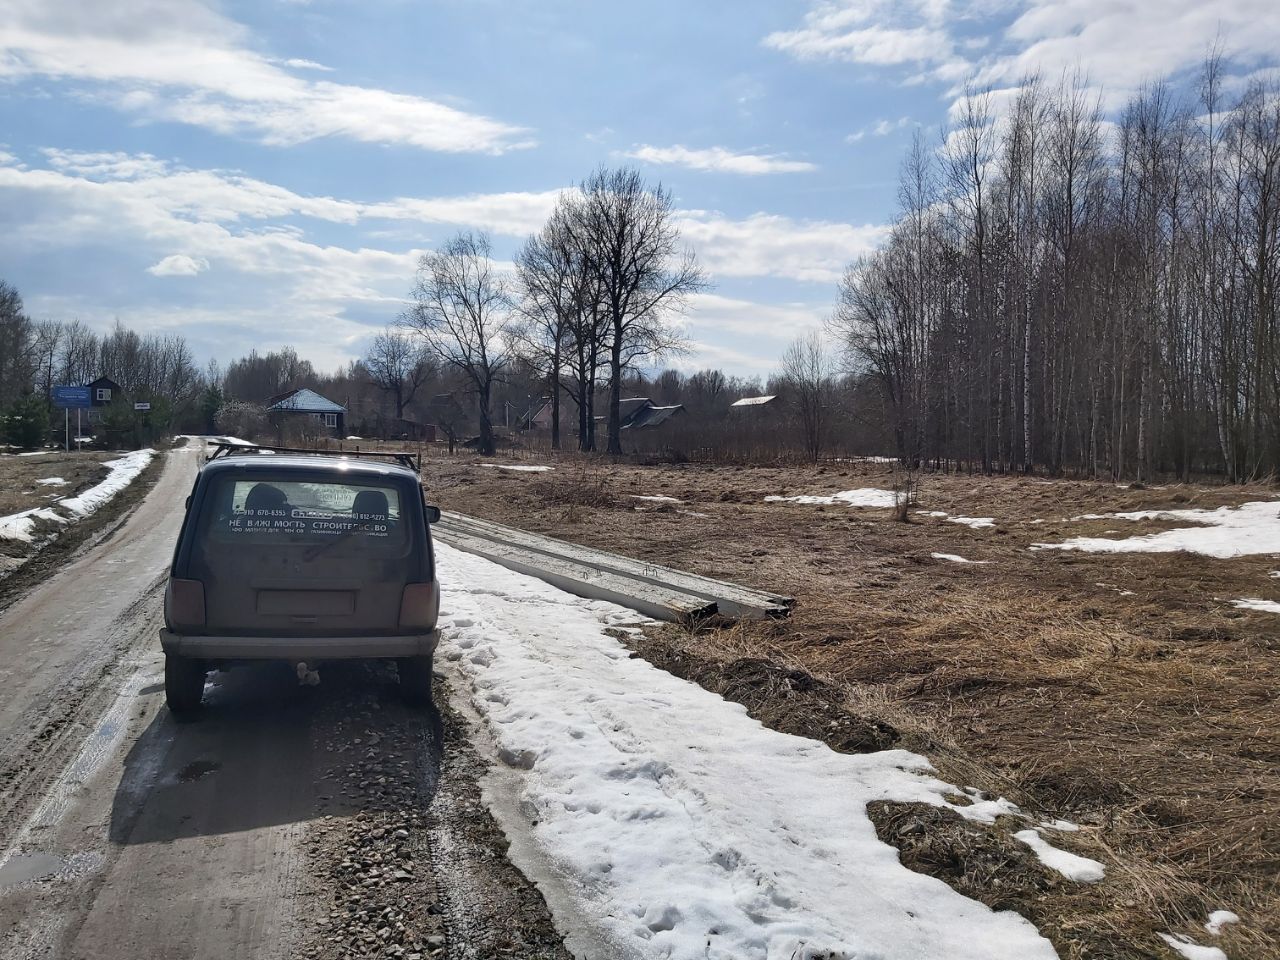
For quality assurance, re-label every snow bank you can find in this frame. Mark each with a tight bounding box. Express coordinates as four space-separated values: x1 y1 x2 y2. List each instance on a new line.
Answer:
0 450 154 543
437 543 1057 960
58 450 154 517
1232 598 1280 613
0 507 67 543
765 488 897 508
1013 830 1105 883
931 553 990 565
1204 910 1239 936
1157 933 1227 960
480 463 553 473
1039 501 1280 558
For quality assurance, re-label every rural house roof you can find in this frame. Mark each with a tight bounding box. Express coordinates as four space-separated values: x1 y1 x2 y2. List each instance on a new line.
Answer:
731 394 776 407
617 397 653 426
623 404 685 430
266 387 346 414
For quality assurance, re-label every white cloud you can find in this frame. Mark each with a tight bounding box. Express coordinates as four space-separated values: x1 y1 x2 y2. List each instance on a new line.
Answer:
847 115 915 141
981 0 1280 102
0 0 531 154
772 0 1280 110
0 148 888 385
282 58 332 72
625 144 817 175
677 211 889 283
147 253 208 276
764 1 962 68
684 293 826 340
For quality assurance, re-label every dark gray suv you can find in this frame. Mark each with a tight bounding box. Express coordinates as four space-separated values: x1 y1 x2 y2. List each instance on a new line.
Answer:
161 447 441 715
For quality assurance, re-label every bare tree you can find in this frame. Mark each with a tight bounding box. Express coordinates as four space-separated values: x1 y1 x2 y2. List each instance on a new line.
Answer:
780 331 832 462
566 168 706 454
403 231 511 456
514 207 582 450
366 328 432 421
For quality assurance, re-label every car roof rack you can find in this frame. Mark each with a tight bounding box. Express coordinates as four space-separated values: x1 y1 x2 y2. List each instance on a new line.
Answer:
206 441 420 474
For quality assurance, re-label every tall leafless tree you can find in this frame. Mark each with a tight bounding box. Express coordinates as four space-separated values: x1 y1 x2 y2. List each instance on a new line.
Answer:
366 327 432 421
565 168 706 454
780 331 832 463
402 231 512 456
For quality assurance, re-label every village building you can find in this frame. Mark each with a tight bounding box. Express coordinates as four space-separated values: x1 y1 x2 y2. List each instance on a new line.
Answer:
265 387 346 437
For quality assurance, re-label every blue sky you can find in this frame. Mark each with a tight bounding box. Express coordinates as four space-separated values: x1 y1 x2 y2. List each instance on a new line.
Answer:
2 0 1278 376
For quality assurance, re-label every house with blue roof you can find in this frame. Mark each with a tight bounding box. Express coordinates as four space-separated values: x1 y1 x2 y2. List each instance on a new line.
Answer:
265 387 346 438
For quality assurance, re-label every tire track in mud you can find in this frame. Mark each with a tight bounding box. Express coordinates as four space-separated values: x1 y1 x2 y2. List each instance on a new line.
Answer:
0 578 165 854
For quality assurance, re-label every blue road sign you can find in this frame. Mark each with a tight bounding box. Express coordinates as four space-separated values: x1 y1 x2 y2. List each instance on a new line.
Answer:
52 386 92 409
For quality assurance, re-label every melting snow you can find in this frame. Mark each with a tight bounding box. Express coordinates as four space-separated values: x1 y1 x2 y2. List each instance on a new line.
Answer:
765 488 898 508
1204 910 1239 936
437 543 1056 960
0 507 68 543
631 495 682 503
948 516 996 529
35 477 67 486
1038 819 1080 832
1157 933 1227 960
931 553 990 565
481 464 553 473
58 450 154 516
1232 598 1280 613
1039 501 1280 558
1012 829 1105 883
0 450 154 542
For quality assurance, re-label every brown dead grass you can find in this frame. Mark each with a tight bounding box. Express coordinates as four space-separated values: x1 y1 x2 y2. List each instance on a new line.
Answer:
426 453 1279 959
0 451 119 517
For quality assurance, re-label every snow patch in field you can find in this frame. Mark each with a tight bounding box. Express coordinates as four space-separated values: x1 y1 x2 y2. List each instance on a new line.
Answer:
1038 819 1080 832
1040 501 1280 557
481 463 553 473
1204 910 1239 936
765 488 897 508
931 553 990 565
1157 933 1227 960
1013 829 1105 883
0 450 154 542
631 494 682 503
436 543 1056 960
0 507 68 542
1232 597 1280 613
35 477 67 486
948 516 996 529
58 450 154 517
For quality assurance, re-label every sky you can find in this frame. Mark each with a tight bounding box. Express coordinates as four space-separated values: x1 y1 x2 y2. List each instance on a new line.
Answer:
1 0 1278 378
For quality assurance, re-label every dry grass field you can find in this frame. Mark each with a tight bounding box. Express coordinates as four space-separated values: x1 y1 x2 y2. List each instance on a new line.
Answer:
425 452 1278 960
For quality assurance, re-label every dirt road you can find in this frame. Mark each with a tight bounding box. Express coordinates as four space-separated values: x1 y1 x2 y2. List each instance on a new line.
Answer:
0 445 568 960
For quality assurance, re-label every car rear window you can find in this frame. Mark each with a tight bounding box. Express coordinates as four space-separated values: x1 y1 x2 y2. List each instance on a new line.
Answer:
198 475 409 550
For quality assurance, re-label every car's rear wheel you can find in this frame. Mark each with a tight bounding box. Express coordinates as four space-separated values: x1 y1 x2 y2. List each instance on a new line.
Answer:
165 653 207 717
398 656 433 707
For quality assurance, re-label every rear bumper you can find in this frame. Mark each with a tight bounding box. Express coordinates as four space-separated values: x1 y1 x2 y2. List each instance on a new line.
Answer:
160 629 437 660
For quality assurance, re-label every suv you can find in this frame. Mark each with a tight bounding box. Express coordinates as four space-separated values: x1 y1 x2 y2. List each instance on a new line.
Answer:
161 447 441 715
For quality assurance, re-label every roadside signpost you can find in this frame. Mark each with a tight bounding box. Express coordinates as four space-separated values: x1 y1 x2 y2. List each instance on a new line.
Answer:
134 402 151 411
52 386 92 452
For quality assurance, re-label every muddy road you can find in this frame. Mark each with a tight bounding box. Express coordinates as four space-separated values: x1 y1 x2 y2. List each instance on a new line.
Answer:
0 445 569 960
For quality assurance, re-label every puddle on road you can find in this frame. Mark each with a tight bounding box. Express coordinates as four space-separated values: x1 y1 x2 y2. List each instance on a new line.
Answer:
0 852 66 889
177 759 221 783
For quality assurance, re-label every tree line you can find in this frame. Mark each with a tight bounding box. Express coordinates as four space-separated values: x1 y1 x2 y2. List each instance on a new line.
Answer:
832 56 1280 482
